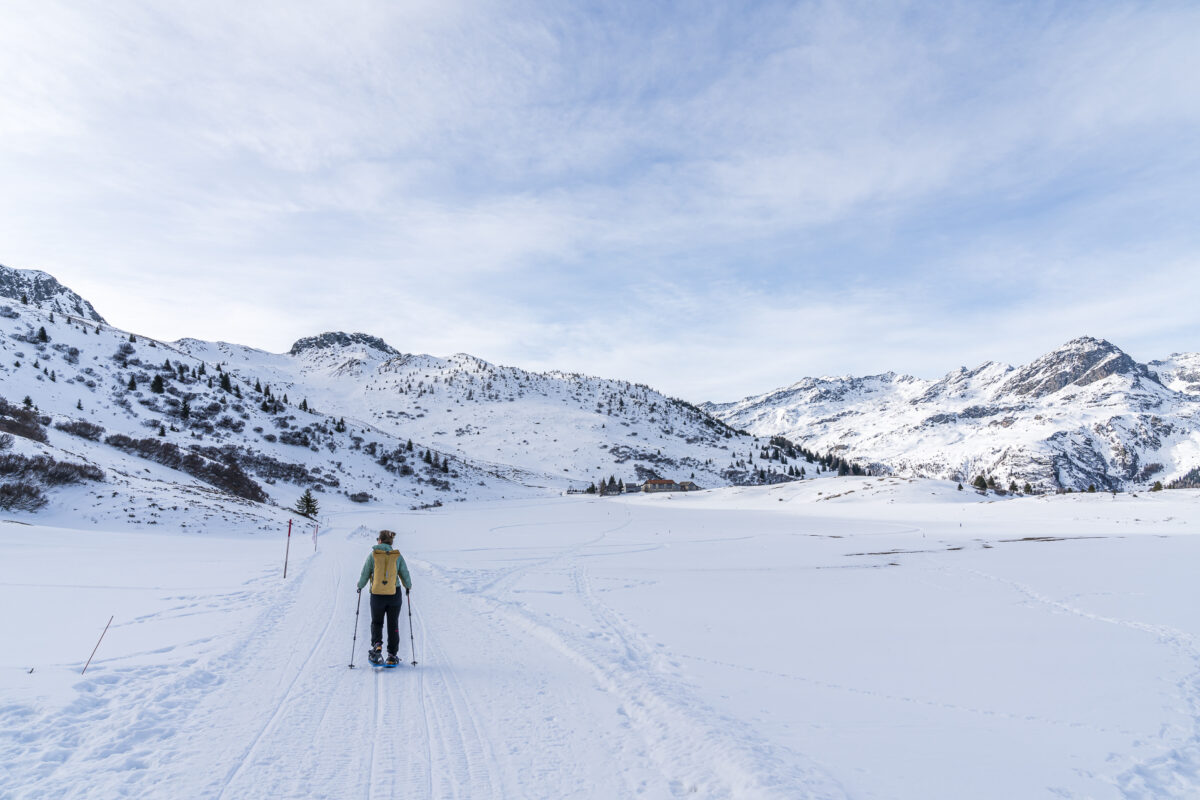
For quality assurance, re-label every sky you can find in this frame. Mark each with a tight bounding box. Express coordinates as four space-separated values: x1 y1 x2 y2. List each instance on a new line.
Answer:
1 0 1198 401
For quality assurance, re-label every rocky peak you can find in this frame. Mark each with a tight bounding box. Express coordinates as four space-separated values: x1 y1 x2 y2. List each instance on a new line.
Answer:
288 332 398 357
998 337 1158 399
0 264 106 323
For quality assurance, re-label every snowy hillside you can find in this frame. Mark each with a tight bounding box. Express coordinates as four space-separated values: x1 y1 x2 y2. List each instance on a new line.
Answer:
0 264 808 524
0 269 549 523
705 337 1200 492
173 330 776 492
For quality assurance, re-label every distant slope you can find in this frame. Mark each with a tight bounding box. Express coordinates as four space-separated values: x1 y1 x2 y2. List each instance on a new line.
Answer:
174 332 777 491
705 337 1200 491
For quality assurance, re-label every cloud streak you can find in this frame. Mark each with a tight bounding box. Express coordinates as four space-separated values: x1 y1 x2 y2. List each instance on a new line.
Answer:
1 0 1197 399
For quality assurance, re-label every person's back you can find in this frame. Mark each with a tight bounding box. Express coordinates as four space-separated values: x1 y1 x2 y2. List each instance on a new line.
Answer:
356 530 412 666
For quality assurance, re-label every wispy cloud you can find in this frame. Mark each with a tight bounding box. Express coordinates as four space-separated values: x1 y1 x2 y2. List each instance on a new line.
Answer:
1 0 1197 399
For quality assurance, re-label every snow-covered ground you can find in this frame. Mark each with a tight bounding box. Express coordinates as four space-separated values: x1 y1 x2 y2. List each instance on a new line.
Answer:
5 478 1200 799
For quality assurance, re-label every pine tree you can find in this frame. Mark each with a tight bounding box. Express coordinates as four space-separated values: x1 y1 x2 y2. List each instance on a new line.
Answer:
255 379 262 392
973 475 988 491
1008 480 1018 493
151 375 165 393
127 375 137 391
406 439 413 452
76 399 83 411
22 396 33 409
37 326 48 342
1023 482 1033 494
294 488 319 518
300 398 309 412
180 398 191 420
220 373 233 393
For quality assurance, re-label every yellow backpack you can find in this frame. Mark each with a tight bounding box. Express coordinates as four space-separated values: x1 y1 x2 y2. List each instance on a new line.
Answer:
371 549 401 595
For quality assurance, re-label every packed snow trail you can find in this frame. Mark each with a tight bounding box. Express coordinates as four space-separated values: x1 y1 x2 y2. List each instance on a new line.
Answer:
4 504 846 799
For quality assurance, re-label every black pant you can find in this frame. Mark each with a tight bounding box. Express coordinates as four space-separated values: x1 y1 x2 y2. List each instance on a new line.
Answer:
370 591 404 655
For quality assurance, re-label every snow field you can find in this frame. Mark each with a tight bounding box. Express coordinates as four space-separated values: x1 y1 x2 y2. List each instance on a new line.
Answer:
4 481 1200 798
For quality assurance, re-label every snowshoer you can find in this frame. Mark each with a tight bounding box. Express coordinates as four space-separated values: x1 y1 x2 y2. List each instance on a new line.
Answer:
357 530 412 667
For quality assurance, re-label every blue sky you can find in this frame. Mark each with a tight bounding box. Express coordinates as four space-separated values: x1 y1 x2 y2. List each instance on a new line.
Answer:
2 0 1198 400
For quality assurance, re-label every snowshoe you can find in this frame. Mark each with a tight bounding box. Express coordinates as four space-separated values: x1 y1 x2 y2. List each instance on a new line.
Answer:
368 645 383 666
385 654 400 668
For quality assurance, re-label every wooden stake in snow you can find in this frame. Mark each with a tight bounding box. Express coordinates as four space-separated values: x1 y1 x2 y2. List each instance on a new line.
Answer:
313 522 319 553
284 519 293 579
81 616 113 675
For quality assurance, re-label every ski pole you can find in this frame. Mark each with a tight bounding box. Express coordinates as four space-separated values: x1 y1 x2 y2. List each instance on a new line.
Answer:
349 589 363 669
407 591 418 666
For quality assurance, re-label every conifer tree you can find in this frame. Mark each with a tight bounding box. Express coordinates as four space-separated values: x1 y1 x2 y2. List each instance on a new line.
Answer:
294 488 319 518
37 326 48 342
127 375 137 391
151 375 165 393
220 373 233 393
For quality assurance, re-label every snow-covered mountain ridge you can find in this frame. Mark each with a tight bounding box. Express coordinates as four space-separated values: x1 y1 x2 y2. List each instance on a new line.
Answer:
0 264 800 523
704 336 1200 491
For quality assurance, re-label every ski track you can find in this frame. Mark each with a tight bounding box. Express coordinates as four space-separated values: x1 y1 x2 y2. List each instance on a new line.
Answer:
214 563 343 800
423 505 851 800
947 565 1200 799
3 506 888 799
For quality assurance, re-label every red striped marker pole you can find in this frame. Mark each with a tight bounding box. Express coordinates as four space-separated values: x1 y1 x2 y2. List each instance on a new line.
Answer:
284 519 293 579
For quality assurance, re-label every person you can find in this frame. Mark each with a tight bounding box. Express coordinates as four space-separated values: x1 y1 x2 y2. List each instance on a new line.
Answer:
356 529 412 666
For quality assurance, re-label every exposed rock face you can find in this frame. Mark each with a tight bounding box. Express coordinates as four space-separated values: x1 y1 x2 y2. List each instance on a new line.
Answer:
998 337 1161 398
706 337 1200 492
288 332 398 357
0 264 106 323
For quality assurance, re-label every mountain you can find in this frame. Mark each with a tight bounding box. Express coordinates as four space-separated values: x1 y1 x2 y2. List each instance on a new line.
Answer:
0 267 800 524
0 264 105 323
705 337 1200 492
173 333 764 490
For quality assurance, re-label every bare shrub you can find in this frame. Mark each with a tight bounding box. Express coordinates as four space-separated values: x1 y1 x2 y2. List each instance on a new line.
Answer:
54 419 105 441
0 482 46 511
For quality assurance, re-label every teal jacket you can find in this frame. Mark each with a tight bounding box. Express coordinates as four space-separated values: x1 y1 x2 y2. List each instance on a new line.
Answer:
357 543 412 593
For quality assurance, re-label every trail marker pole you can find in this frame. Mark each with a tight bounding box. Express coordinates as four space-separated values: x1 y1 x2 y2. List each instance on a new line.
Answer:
82 615 114 675
283 519 293 579
313 523 319 553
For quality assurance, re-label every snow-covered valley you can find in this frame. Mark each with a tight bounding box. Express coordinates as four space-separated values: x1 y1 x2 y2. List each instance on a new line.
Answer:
5 482 1200 799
